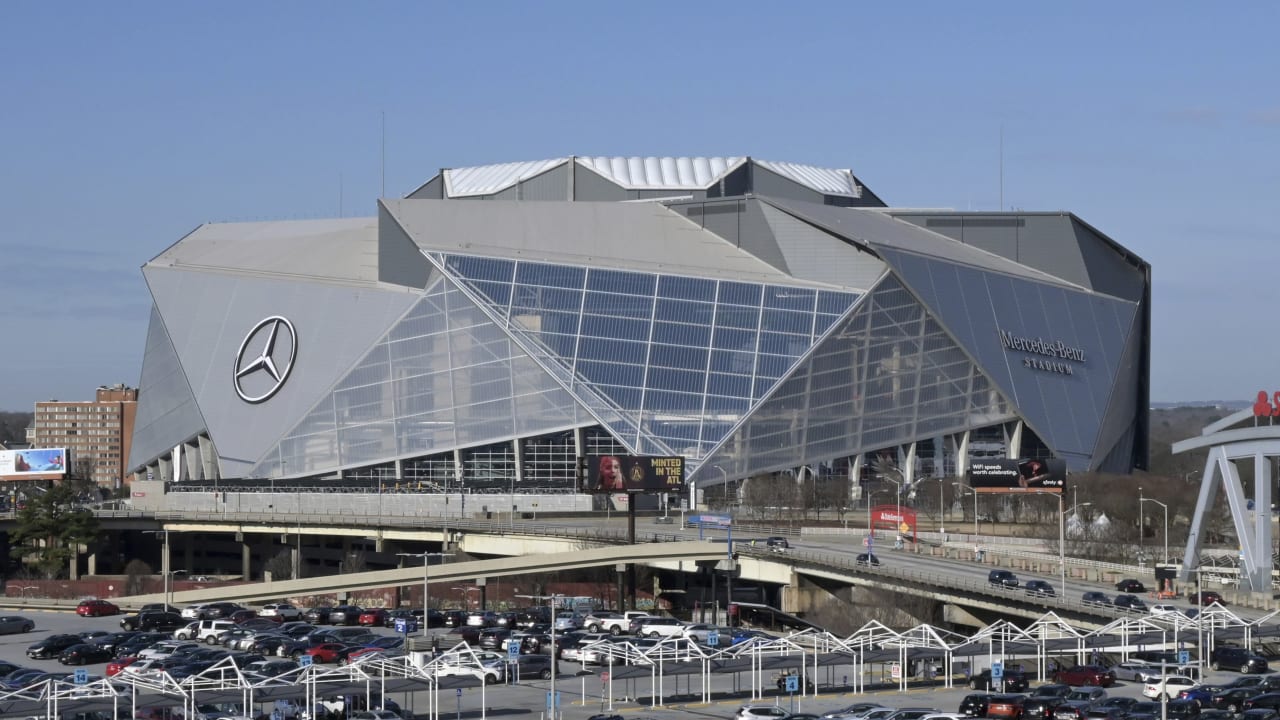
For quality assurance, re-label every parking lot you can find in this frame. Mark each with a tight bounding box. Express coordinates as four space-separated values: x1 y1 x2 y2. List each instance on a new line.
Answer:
0 608 1271 720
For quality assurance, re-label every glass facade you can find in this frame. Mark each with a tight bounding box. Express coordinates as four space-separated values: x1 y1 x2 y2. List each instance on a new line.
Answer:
875 248 1139 469
250 275 587 477
694 275 1018 482
437 254 859 460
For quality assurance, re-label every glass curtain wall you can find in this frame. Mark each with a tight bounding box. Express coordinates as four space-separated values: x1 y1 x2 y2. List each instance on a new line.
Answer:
251 275 587 478
438 254 859 462
695 275 1018 483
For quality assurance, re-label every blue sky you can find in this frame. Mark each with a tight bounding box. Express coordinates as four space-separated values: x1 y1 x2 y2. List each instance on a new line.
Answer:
1 2 1276 409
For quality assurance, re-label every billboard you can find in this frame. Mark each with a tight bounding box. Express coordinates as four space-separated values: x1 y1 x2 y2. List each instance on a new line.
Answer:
968 458 1067 493
583 455 685 494
0 448 68 477
870 505 917 537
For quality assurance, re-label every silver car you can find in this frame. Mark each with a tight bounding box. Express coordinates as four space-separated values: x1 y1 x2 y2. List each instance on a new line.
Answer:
0 616 34 634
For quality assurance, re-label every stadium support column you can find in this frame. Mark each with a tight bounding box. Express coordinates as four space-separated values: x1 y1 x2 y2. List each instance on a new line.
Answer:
1007 421 1024 459
615 563 625 614
850 455 864 505
956 431 971 477
241 540 251 580
476 577 487 611
628 493 637 611
198 435 217 481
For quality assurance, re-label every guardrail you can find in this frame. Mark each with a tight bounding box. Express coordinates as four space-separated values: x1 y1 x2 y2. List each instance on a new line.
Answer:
739 543 1128 620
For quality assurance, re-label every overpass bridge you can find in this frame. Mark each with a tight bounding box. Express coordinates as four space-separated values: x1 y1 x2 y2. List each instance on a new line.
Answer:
77 506 1135 628
7 504 1266 628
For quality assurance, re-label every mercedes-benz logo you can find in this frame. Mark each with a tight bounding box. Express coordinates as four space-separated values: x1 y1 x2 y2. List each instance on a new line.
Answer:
233 316 297 404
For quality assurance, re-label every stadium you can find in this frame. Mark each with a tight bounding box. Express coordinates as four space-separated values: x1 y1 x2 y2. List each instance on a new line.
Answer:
127 156 1150 507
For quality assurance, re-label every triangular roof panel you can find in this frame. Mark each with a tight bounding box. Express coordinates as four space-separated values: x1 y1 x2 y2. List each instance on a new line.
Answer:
575 156 745 190
443 158 568 197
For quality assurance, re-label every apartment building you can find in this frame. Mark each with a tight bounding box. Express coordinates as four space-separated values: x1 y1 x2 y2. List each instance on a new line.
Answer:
27 384 138 488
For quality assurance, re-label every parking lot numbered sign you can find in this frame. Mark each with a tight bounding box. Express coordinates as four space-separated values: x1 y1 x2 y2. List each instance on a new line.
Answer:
299 655 313 667
74 668 88 685
991 661 1003 679
1178 650 1190 665
707 630 720 647
508 642 520 661
785 675 799 693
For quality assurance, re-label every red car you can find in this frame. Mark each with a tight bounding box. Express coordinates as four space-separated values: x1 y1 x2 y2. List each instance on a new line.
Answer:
228 609 261 624
106 656 139 677
303 643 352 664
358 609 388 626
76 599 120 617
1053 664 1116 687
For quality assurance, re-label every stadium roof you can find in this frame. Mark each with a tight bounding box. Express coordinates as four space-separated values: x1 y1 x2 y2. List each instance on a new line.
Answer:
422 156 865 199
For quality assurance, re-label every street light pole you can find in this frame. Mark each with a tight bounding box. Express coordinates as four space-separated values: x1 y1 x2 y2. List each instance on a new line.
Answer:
397 551 453 637
1032 493 1091 597
144 530 171 608
517 593 563 720
953 482 978 536
1141 497 1170 567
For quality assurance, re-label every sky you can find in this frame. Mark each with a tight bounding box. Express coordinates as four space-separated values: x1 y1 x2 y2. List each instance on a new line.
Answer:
0 2 1276 410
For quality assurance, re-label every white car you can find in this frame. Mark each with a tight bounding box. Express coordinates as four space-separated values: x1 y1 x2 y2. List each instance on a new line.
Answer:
434 651 506 684
260 603 303 620
635 617 687 639
1150 604 1179 616
1112 660 1162 682
1143 674 1198 699
733 705 789 720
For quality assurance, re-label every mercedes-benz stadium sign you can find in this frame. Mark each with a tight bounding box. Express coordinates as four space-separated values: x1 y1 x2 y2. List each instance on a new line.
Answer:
233 316 297 404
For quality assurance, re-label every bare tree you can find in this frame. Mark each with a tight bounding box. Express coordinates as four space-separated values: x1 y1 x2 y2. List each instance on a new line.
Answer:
264 550 293 581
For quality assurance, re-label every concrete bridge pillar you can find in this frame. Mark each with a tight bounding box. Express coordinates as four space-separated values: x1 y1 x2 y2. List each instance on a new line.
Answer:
241 541 251 580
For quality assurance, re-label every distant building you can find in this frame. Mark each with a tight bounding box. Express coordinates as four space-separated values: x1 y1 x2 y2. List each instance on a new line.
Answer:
27 384 137 488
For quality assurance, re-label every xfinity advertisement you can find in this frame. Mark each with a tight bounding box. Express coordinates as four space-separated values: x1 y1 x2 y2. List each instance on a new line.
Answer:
968 458 1067 493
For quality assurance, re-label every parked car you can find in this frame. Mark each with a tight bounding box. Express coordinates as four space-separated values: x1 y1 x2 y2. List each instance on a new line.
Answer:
1177 685 1217 707
1144 675 1199 699
1244 693 1280 712
58 643 113 665
0 616 35 634
1081 592 1112 607
1063 687 1108 707
582 612 630 635
958 694 991 718
76 599 120 617
357 609 388 627
985 696 1025 720
1112 661 1163 683
260 604 302 620
1190 591 1227 606
27 634 85 660
1054 664 1116 687
1115 579 1147 592
1025 580 1056 597
970 666 1029 692
511 653 559 680
856 553 881 567
1214 688 1268 713
1150 604 1180 617
1022 696 1061 720
988 570 1019 588
1211 647 1269 673
328 606 363 626
121 611 185 632
732 705 790 720
300 606 332 625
